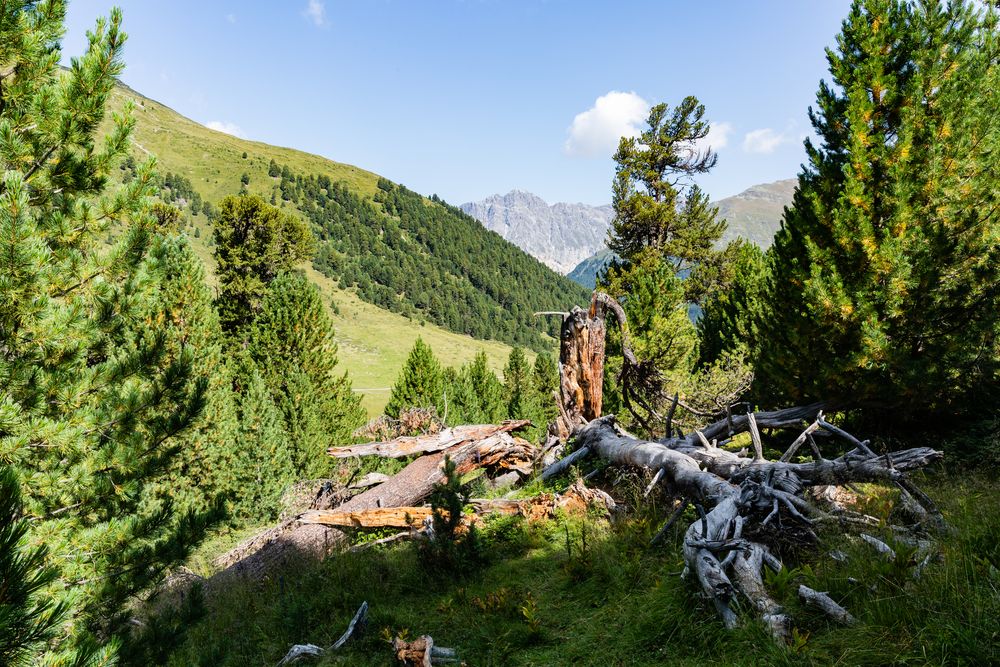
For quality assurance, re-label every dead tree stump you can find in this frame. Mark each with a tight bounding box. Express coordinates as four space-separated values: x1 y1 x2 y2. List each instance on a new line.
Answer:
555 292 628 439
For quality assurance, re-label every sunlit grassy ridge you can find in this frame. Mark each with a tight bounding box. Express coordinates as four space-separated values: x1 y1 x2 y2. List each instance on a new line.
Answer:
105 83 538 415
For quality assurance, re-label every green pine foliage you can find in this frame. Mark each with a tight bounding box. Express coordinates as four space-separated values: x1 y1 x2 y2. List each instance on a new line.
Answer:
0 3 211 660
532 352 559 426
0 467 68 666
758 0 1000 414
212 194 316 336
601 253 699 431
229 355 296 522
385 337 446 418
142 233 242 517
504 347 534 422
301 173 588 351
697 241 769 366
247 272 365 478
608 98 725 277
450 351 506 425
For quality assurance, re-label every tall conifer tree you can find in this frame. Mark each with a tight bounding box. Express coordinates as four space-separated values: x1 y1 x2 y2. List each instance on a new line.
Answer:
504 347 534 421
247 272 364 476
759 0 1000 413
385 338 446 418
0 3 209 660
142 233 241 516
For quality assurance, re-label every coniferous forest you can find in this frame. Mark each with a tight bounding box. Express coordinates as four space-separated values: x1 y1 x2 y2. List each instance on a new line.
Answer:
2 1 1000 665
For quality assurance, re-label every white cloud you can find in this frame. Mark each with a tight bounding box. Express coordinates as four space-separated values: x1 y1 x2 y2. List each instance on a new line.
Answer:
226 13 237 24
692 121 734 154
303 0 329 27
564 91 650 158
743 127 788 154
204 120 246 139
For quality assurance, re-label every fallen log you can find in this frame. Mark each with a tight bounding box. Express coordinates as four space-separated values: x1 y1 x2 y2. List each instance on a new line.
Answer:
298 482 617 532
300 506 438 529
329 421 530 459
572 415 942 639
207 429 538 588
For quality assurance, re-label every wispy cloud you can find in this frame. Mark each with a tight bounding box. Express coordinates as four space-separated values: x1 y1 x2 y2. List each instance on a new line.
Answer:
742 127 789 154
564 91 650 158
303 0 329 28
226 13 237 24
204 120 246 139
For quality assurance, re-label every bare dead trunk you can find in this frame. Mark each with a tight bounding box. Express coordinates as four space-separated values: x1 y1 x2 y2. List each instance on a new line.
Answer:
556 297 608 437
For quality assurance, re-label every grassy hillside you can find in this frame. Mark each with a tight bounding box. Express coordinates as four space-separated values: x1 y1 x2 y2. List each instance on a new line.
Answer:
107 84 546 415
183 212 526 416
715 178 796 249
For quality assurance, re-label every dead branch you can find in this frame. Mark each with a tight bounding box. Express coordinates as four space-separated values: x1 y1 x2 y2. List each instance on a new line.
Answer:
276 601 368 665
798 585 855 625
573 415 942 639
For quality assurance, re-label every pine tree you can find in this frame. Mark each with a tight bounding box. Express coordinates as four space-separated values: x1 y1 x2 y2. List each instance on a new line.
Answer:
230 355 295 522
504 347 534 421
697 241 769 365
212 194 315 336
599 96 722 431
532 352 559 426
758 0 1000 414
0 467 69 665
247 272 364 477
608 97 726 277
385 338 446 418
0 3 210 659
448 350 507 424
141 233 241 516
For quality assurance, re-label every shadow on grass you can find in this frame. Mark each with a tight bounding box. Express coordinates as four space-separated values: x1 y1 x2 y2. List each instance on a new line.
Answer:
162 473 1000 667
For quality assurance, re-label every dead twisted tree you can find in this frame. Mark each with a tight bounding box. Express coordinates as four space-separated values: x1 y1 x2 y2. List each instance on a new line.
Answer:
541 292 945 640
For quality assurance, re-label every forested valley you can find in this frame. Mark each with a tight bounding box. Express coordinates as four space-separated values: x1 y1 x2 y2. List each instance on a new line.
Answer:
2 1 1000 666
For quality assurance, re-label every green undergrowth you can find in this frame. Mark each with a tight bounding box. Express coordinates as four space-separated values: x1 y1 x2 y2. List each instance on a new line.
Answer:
162 473 1000 666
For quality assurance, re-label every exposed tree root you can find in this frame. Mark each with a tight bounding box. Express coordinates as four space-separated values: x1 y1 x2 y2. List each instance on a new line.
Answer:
571 414 943 640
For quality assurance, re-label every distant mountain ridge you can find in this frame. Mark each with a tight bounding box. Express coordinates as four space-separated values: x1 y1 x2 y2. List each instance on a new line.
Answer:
462 180 795 282
460 190 613 274
715 178 796 249
556 179 797 288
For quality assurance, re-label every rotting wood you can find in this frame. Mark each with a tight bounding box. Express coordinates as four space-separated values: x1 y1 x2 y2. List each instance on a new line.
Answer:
329 421 530 459
209 429 537 586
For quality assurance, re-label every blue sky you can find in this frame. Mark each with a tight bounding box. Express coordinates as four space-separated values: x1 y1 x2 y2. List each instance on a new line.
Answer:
63 1 851 206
